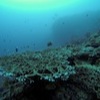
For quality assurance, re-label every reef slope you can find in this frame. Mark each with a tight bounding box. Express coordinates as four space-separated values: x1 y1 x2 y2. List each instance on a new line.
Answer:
0 32 100 100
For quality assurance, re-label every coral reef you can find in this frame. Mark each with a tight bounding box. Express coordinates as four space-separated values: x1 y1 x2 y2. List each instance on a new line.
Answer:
0 32 100 100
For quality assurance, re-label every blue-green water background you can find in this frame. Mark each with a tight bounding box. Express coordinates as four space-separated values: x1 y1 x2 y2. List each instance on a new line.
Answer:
0 0 100 56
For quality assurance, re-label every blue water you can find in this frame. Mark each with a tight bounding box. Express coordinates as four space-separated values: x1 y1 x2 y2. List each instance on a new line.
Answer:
0 0 100 56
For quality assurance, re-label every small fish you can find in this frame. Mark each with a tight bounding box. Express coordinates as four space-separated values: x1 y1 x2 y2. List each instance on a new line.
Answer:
3 39 6 42
45 24 47 27
15 47 18 52
62 22 65 25
47 42 53 47
86 14 88 17
27 45 30 48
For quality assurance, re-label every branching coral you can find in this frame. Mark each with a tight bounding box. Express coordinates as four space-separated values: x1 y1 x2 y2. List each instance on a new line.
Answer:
0 32 100 100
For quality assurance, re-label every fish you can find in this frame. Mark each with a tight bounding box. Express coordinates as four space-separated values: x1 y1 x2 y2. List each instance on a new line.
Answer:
15 47 18 52
47 42 53 47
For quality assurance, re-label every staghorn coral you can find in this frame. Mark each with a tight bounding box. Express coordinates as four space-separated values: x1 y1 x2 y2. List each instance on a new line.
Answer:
0 46 76 99
0 32 100 100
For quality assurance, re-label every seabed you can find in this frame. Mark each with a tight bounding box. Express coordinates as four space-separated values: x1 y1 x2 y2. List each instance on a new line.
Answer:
0 32 100 100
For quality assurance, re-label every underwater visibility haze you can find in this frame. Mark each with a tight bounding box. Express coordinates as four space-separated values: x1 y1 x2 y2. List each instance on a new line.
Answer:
0 0 100 56
0 0 100 100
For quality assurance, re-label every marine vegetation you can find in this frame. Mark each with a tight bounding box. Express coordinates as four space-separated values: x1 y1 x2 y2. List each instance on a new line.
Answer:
0 32 100 100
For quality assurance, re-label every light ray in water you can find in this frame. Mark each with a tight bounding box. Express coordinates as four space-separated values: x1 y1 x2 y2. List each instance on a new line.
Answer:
0 0 82 11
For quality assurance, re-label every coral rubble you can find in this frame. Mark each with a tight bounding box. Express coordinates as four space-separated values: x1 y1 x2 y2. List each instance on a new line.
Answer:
0 32 100 100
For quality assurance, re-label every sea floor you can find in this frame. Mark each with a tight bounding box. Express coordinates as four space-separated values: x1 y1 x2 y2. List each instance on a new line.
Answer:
0 32 100 100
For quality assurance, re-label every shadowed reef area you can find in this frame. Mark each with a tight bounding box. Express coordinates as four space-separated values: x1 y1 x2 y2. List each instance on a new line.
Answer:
0 32 100 100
